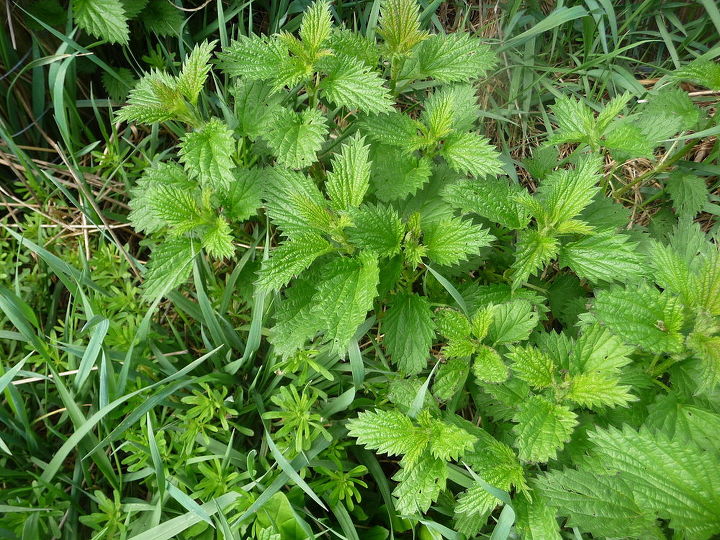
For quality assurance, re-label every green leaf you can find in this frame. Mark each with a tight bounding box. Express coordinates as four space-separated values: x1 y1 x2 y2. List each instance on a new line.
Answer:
487 300 538 345
231 80 283 139
645 394 720 453
603 120 654 160
147 185 204 234
472 346 509 383
592 286 685 355
559 229 645 284
512 395 577 463
217 35 299 83
565 372 634 408
378 0 428 57
422 85 480 136
178 118 236 190
176 40 215 105
513 494 561 540
313 253 379 353
571 324 633 375
588 425 720 538
411 33 496 82
510 230 559 289
326 133 371 210
508 345 555 389
347 204 404 257
392 455 446 515
142 0 183 36
360 112 422 152
264 108 328 169
369 145 432 201
115 70 185 124
383 292 436 375
424 416 476 462
535 155 602 226
299 0 332 55
329 28 380 67
319 55 394 113
201 217 234 259
548 96 595 145
537 468 660 538
443 177 530 229
347 408 427 459
673 60 720 90
666 173 709 218
143 237 199 300
433 357 468 400
129 162 195 234
643 87 700 131
269 279 321 358
264 168 331 238
257 234 332 292
74 0 129 44
221 168 263 221
423 216 493 266
440 132 503 179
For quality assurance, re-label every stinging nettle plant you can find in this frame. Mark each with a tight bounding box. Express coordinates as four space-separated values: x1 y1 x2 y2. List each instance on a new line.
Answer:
114 1 720 537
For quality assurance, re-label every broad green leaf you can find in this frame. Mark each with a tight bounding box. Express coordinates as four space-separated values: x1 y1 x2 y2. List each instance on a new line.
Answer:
370 145 432 201
347 204 404 257
115 70 185 124
257 234 332 292
666 173 709 218
326 134 371 210
440 132 503 179
143 237 199 300
487 300 538 345
673 60 720 90
548 96 595 145
383 292 436 374
231 80 283 139
264 168 331 238
378 0 428 57
443 177 531 229
201 217 234 259
535 155 602 226
129 162 195 234
508 346 555 389
472 346 508 383
360 112 423 152
299 0 332 54
411 33 496 82
392 455 446 515
423 216 493 266
511 230 559 289
565 372 635 408
264 108 328 169
319 55 394 113
512 395 577 463
179 118 236 190
176 40 215 104
559 229 645 284
75 0 129 44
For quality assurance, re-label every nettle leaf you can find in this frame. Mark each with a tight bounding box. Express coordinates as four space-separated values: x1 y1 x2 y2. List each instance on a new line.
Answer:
508 345 555 389
264 108 328 169
440 132 503 179
347 409 425 458
697 250 720 315
666 173 709 218
115 70 185 124
383 292 436 374
264 168 331 238
142 237 199 301
535 155 602 226
487 300 538 345
360 112 423 152
318 55 394 113
588 425 720 538
565 372 634 408
511 230 559 289
443 177 530 229
645 394 720 453
313 252 379 353
326 134 371 210
370 145 432 201
512 395 578 463
299 0 332 54
176 40 215 105
222 168 263 221
423 216 493 266
433 357 469 400
178 118 236 190
514 494 561 540
269 279 322 358
603 121 654 160
559 229 645 284
129 162 195 234
377 0 428 57
537 468 660 538
347 203 404 257
142 0 183 36
147 185 203 234
473 345 509 383
673 60 720 90
201 217 234 259
571 324 633 375
256 234 332 292
329 28 380 67
548 96 596 145
422 85 480 134
232 80 283 139
644 87 701 131
74 0 129 44
217 34 296 82
392 456 446 515
411 33 496 82
122 0 149 18
592 286 685 355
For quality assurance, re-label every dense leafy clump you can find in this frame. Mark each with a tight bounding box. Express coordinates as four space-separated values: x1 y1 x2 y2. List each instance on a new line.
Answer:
2 0 720 538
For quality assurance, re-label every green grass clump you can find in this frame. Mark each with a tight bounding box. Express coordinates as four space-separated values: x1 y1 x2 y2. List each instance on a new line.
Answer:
1 0 719 538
